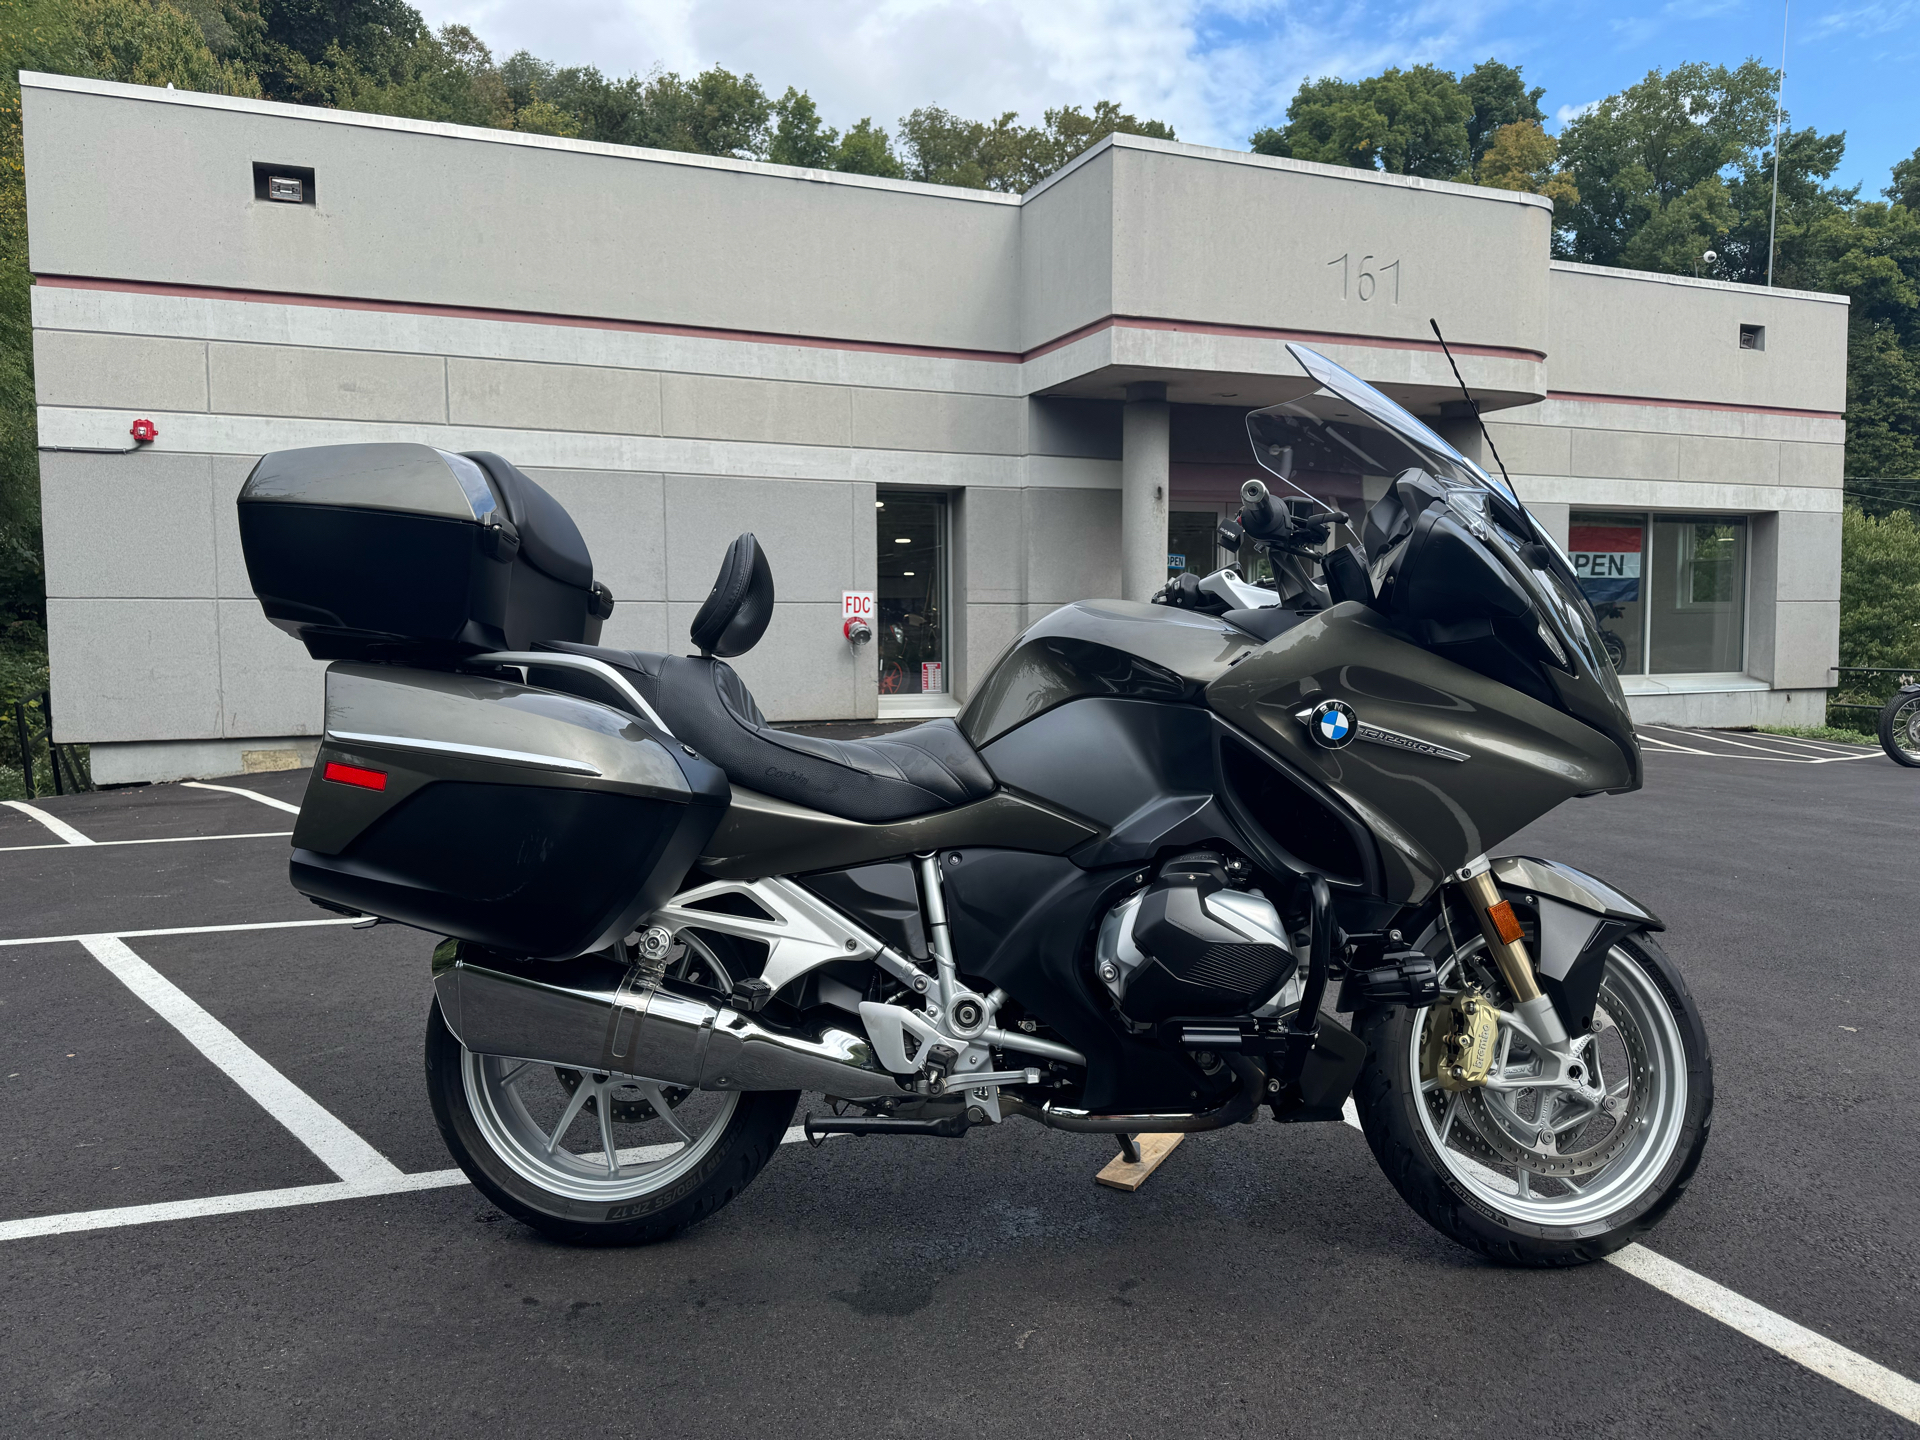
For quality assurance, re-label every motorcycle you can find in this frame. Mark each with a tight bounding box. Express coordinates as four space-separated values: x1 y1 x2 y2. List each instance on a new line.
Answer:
235 345 1712 1266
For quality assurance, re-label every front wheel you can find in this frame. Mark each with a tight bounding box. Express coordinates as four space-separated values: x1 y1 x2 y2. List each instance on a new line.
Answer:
1877 689 1919 767
1353 930 1712 1266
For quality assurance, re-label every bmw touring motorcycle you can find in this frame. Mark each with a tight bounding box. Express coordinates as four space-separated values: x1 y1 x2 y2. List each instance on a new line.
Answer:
237 344 1711 1265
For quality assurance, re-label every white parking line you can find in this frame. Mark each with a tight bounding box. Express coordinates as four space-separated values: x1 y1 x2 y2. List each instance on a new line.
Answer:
0 830 292 854
1608 1243 1920 1423
0 1128 828 1243
79 934 402 1185
2 800 94 845
182 781 302 816
0 917 364 948
0 1172 468 1242
1639 725 1881 765
1333 1108 1918 1420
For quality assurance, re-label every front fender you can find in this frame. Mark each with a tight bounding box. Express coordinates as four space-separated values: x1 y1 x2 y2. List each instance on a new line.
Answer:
1491 856 1662 1036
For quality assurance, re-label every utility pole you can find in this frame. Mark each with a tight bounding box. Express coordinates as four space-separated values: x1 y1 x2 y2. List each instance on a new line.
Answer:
1767 0 1789 286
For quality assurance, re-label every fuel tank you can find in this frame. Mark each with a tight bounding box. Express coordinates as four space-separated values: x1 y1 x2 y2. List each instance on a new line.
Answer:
1205 602 1633 900
959 600 1255 747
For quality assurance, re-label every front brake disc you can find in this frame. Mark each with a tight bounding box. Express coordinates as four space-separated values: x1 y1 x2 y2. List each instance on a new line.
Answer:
1462 992 1648 1178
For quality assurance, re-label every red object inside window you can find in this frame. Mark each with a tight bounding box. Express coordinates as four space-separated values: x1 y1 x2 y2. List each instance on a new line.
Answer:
323 761 388 791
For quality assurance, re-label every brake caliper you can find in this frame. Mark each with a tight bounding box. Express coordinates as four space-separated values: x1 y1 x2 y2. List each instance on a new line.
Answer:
1422 989 1499 1091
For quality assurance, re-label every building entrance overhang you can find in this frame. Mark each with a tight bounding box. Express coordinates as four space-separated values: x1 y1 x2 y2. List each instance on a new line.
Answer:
1024 325 1547 419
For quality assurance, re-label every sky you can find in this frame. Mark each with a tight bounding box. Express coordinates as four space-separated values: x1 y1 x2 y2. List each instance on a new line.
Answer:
411 0 1919 194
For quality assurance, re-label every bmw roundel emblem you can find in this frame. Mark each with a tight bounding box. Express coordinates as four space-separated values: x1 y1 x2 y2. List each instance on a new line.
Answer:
1309 699 1358 749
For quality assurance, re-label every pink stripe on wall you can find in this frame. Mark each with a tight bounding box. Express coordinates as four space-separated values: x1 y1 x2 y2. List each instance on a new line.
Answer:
1545 388 1842 421
36 275 1838 420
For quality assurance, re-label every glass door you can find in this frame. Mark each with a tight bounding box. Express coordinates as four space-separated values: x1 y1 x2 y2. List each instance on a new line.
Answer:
876 491 947 696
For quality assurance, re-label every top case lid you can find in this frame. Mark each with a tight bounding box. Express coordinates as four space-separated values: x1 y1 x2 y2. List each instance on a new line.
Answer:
241 443 501 523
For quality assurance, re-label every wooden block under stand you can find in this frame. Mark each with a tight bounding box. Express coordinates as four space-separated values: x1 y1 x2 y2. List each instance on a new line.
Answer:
1095 1133 1184 1191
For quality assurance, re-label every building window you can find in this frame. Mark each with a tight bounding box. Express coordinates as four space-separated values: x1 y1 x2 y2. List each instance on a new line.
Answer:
1168 511 1221 579
1570 511 1748 676
1650 516 1746 673
876 490 947 695
1739 324 1765 351
1569 512 1646 674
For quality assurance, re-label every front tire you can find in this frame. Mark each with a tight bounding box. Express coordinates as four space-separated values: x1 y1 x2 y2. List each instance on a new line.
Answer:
1353 930 1712 1266
424 999 797 1245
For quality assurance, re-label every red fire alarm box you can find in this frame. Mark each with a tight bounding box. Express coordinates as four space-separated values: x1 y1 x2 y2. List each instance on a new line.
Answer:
129 419 158 443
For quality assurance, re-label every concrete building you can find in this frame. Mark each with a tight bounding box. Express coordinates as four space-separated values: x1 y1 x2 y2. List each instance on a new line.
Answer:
24 71 1848 785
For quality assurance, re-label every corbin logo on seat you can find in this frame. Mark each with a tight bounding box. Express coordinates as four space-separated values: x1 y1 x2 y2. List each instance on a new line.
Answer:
1309 699 1358 749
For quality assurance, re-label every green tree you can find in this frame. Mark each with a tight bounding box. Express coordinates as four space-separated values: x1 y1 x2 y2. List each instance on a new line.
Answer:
831 116 902 178
1833 505 1920 719
901 98 1172 192
1477 120 1578 208
768 85 835 168
633 64 769 157
1461 58 1545 170
1555 60 1783 269
1251 63 1473 180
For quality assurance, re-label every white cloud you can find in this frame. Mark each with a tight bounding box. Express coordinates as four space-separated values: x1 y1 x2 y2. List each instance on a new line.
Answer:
411 0 1533 152
1556 99 1599 124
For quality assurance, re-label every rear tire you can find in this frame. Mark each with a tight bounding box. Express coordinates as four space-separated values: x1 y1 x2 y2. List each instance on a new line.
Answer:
1353 930 1712 1267
424 999 797 1245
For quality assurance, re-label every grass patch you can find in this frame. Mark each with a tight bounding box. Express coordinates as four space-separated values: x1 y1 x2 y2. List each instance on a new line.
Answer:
1748 724 1878 748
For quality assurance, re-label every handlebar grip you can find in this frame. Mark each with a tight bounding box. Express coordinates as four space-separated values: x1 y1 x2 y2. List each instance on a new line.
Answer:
1239 478 1276 531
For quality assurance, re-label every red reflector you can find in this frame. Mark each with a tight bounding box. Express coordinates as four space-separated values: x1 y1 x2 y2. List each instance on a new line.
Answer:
1487 899 1524 946
323 761 388 791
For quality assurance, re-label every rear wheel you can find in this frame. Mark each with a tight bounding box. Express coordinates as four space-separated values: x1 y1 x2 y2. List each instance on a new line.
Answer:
1354 929 1711 1266
424 932 797 1245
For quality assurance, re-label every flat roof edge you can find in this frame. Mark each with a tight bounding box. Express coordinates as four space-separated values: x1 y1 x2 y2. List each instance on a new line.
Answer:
1022 132 1555 209
16 70 1024 206
1549 259 1849 305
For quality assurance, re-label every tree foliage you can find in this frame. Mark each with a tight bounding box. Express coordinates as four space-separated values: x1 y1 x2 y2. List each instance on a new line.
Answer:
899 99 1172 192
1832 504 1919 719
1251 59 1544 184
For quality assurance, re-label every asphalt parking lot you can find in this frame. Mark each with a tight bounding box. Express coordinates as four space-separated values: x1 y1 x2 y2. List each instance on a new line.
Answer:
2 731 1916 1438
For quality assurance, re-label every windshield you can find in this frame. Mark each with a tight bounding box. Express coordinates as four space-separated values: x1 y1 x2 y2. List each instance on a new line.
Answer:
1247 343 1525 523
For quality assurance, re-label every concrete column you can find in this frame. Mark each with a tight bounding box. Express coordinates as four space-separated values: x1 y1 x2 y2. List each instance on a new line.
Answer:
1120 381 1170 602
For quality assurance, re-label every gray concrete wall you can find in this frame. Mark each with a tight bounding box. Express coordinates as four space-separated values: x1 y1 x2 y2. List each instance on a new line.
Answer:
23 74 1025 354
1547 262 1850 414
1103 141 1553 363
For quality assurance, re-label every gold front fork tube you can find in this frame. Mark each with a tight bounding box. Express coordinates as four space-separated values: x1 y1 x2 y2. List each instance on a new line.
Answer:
1454 861 1542 1004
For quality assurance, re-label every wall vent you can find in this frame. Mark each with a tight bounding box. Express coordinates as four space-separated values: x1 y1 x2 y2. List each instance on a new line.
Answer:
253 163 316 206
1739 323 1765 351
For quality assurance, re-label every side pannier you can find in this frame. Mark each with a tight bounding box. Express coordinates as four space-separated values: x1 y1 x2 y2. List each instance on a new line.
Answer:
292 664 729 959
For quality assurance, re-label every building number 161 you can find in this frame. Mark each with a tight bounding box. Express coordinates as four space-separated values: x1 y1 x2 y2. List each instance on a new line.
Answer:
1328 253 1401 303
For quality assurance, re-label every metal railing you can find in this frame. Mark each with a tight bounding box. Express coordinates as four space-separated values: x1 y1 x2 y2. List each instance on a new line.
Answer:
6 692 93 798
1827 666 1918 715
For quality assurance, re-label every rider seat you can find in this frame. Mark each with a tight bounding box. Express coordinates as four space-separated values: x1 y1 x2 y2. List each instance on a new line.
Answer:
537 533 994 824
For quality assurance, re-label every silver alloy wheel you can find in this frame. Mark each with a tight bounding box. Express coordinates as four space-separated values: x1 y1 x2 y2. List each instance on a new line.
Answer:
459 933 742 1204
1411 940 1689 1228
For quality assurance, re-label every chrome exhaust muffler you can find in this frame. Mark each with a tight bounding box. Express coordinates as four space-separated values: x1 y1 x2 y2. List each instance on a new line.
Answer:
432 944 900 1099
